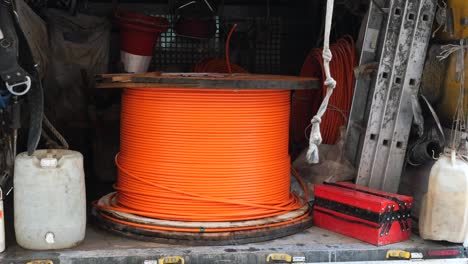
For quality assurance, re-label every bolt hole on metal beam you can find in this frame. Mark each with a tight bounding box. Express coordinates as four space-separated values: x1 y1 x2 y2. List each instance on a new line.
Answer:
383 139 389 146
395 8 402 16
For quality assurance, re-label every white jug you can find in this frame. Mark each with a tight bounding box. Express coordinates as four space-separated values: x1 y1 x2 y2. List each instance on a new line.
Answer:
14 149 86 250
419 155 468 244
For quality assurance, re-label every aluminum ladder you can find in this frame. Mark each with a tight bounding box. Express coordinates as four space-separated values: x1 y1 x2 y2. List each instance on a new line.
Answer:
345 0 437 192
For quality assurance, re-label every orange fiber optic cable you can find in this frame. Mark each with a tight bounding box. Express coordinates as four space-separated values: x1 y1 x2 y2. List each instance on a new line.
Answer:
96 88 308 232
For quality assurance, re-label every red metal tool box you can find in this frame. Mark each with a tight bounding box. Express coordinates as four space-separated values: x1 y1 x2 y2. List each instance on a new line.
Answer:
313 182 413 246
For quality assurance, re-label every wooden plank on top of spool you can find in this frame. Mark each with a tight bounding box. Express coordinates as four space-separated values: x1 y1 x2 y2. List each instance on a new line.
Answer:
95 72 320 90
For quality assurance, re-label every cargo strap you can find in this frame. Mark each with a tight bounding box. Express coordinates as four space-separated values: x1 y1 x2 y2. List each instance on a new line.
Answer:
0 1 32 95
0 0 44 155
316 183 411 235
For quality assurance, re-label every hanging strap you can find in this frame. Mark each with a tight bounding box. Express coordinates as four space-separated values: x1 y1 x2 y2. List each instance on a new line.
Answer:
0 1 31 96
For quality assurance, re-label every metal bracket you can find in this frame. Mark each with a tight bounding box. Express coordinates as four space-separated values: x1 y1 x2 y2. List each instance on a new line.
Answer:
5 75 31 95
379 206 393 237
461 17 468 26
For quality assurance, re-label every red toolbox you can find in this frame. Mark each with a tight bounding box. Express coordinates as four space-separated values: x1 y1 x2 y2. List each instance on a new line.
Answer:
313 182 413 246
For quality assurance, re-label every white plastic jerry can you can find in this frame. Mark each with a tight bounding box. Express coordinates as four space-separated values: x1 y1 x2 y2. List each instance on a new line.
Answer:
14 149 86 250
419 155 468 244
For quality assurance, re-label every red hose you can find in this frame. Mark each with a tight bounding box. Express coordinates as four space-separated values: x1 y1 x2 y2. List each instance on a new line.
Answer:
293 36 356 146
193 58 248 73
193 24 247 74
225 24 238 74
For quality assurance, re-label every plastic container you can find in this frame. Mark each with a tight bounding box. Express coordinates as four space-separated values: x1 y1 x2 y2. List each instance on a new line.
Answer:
419 155 468 244
14 149 86 250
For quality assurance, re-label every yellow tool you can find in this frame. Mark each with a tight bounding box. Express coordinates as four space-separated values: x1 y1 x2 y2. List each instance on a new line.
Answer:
266 253 293 262
386 250 411 260
158 256 184 264
26 261 53 264
386 250 424 260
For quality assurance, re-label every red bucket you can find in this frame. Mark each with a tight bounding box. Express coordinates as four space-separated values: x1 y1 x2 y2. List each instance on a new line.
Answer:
175 17 216 39
114 10 169 72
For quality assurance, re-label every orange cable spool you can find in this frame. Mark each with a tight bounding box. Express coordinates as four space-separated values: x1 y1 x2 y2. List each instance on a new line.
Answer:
95 86 310 233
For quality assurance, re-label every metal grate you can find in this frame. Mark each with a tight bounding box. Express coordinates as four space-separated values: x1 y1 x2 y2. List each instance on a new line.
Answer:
152 15 222 72
253 17 282 74
150 15 282 73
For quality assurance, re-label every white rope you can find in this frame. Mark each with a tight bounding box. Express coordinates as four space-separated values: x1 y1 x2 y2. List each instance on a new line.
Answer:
437 44 467 61
432 0 447 38
437 40 468 164
306 0 336 164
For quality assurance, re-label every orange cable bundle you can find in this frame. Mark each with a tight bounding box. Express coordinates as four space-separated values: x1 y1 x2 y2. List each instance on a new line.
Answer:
97 88 307 231
297 36 356 145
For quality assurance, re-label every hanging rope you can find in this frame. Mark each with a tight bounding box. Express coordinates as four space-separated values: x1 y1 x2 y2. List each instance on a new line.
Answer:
297 36 355 146
437 39 468 162
306 0 336 164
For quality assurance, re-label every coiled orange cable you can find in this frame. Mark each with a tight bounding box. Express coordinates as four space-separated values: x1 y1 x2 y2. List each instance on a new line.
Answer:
97 88 307 229
193 24 247 74
294 36 356 146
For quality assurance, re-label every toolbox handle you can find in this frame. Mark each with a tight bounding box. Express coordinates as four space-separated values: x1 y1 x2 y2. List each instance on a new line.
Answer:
322 183 408 208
